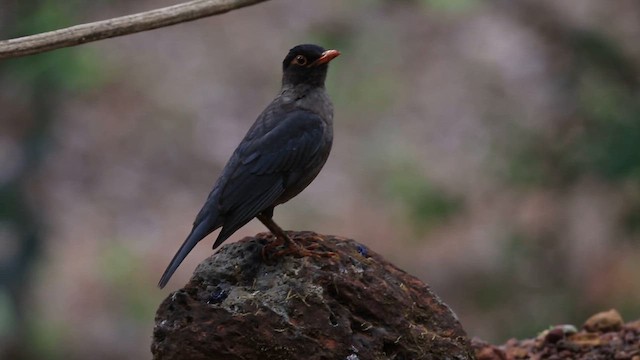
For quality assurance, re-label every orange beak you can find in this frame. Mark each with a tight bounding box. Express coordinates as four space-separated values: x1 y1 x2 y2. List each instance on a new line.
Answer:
309 49 341 67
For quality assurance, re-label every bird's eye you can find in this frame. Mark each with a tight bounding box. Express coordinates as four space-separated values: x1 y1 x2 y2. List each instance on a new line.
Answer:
293 55 307 66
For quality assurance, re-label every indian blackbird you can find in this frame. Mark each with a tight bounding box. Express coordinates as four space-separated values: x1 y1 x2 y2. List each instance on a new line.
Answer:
158 44 340 288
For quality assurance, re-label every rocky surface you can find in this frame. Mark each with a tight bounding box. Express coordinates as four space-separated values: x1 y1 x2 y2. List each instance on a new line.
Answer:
152 231 473 360
473 309 640 360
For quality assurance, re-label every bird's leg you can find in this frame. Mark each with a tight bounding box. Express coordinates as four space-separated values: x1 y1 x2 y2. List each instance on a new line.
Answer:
256 212 336 260
256 212 297 250
256 213 306 260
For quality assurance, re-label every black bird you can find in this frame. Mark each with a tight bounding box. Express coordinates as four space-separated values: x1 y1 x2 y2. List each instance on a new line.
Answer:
158 44 340 288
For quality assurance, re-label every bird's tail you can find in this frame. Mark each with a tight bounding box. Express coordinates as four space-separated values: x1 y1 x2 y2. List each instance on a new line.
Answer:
158 220 213 288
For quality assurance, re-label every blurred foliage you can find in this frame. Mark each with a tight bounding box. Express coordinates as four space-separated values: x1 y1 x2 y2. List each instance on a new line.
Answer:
571 31 639 89
320 30 399 124
501 129 555 187
4 0 103 90
623 192 640 235
0 0 103 358
308 21 356 57
11 0 76 35
369 0 478 13
99 243 157 323
570 31 640 182
463 230 587 339
419 0 479 13
574 73 640 182
384 164 462 236
505 30 640 187
0 292 11 335
7 49 105 92
26 316 67 360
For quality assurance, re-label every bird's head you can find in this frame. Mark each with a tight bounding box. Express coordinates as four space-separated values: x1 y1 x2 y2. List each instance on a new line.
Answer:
282 44 340 88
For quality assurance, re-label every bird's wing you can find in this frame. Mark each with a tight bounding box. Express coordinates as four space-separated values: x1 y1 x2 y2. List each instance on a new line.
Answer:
211 110 327 247
239 110 327 176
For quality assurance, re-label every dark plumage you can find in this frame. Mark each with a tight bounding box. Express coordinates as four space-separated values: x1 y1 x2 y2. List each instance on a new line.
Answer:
158 44 340 288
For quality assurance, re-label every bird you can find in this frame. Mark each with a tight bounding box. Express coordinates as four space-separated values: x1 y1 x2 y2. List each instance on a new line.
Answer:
158 44 340 288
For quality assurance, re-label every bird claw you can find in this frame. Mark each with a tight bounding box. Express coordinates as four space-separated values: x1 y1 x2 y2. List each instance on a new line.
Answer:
260 237 284 260
261 237 336 261
289 245 337 259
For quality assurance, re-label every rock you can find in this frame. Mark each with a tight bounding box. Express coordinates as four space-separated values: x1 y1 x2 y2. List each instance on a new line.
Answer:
471 339 507 360
583 309 624 333
151 231 473 360
472 310 640 360
539 325 577 344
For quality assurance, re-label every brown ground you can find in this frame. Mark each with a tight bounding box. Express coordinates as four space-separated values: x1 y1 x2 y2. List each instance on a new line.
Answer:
473 309 640 360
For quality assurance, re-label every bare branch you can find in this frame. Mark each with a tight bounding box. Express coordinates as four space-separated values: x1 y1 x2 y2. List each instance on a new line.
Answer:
0 0 270 59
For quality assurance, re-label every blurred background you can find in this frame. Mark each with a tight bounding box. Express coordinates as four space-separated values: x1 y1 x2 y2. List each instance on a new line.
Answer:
1 0 640 358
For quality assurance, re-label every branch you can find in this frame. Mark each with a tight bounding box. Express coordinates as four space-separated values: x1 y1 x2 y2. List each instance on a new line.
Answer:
0 0 270 59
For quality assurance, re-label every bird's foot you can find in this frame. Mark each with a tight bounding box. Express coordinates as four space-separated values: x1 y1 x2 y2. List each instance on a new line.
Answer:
261 234 336 261
261 236 285 260
285 242 337 258
270 242 337 259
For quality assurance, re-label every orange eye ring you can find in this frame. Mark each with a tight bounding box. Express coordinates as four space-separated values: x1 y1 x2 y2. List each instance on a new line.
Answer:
293 55 307 66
